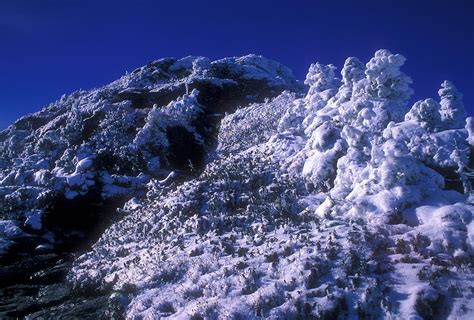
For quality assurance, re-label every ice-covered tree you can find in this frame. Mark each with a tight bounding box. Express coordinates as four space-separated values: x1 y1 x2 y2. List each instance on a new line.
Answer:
332 57 366 104
451 148 472 194
404 98 442 130
438 80 466 129
341 57 365 86
466 117 474 146
327 50 414 134
304 63 340 104
364 49 413 102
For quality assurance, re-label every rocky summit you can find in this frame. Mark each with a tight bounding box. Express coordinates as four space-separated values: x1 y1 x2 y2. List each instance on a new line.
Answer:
1 51 473 319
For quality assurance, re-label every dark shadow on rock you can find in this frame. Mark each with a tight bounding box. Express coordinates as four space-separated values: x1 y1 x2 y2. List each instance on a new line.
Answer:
166 125 205 172
43 190 129 252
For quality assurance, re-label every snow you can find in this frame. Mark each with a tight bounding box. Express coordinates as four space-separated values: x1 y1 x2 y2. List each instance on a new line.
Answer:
75 158 93 173
466 117 474 146
35 243 54 252
65 50 473 318
439 80 466 130
157 171 177 185
24 210 43 230
0 52 299 228
0 220 25 254
1 50 473 318
0 220 24 238
405 98 442 130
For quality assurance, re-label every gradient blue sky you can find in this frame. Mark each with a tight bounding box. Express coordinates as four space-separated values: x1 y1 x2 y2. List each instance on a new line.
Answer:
0 0 473 129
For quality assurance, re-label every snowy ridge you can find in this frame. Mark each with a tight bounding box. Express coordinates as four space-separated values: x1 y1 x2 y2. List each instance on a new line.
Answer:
0 55 301 255
66 50 474 319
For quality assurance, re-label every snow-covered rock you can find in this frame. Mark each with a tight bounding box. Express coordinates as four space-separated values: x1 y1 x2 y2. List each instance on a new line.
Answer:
0 54 302 256
0 219 25 254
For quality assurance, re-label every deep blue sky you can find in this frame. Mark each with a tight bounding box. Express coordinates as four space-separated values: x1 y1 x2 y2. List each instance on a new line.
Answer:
0 0 473 129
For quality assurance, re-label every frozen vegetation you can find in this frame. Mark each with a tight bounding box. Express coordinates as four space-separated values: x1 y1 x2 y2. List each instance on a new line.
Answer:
1 50 473 318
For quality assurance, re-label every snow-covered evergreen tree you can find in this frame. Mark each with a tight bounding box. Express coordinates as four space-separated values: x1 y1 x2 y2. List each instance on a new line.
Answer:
438 80 466 129
405 98 442 130
304 62 340 105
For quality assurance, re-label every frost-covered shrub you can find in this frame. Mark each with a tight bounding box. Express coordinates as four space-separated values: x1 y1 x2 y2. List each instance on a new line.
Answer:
133 90 204 159
133 106 169 153
218 92 296 156
302 140 345 190
277 97 306 135
331 57 366 105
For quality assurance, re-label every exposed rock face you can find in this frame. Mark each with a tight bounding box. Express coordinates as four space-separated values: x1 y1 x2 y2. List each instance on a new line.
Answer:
1 51 474 319
0 253 111 318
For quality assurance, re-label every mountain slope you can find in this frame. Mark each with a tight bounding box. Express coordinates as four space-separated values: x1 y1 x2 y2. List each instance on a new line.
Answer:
69 50 474 319
0 55 302 318
1 51 474 319
0 55 301 257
